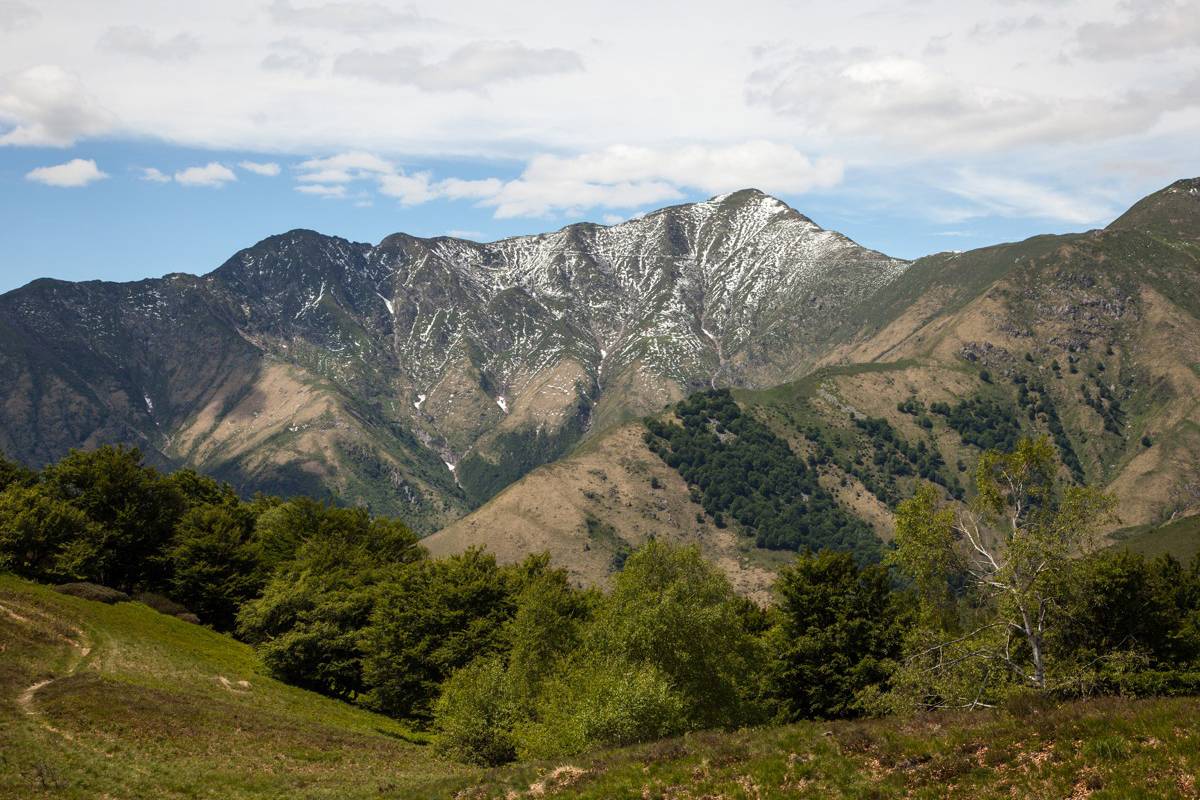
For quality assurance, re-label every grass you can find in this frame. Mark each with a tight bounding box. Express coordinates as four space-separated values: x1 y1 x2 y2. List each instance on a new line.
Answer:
0 574 472 799
3 572 1198 799
1110 514 1200 563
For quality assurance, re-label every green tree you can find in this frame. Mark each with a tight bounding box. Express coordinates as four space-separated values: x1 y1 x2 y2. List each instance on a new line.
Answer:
765 550 907 720
360 548 520 720
515 655 687 759
583 540 763 729
433 655 519 766
237 502 423 700
0 452 36 493
41 445 185 589
168 504 265 630
891 437 1114 706
0 482 103 581
505 568 595 707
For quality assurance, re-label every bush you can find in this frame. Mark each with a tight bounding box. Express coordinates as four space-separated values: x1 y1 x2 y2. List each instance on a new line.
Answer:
433 656 518 766
53 582 129 604
585 541 764 729
134 592 194 619
765 550 907 720
516 656 687 759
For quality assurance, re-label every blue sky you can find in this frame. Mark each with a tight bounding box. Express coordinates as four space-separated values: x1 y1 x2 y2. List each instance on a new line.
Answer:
2 0 1198 294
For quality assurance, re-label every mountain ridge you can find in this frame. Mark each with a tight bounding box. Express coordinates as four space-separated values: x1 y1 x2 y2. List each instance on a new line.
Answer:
0 189 905 531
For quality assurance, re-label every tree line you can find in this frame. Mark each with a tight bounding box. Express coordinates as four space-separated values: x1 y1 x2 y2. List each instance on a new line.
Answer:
2 438 1199 767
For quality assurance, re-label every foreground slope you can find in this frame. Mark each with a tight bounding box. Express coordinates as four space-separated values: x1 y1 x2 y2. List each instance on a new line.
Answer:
0 575 471 799
0 191 904 525
429 179 1200 583
3 575 1197 799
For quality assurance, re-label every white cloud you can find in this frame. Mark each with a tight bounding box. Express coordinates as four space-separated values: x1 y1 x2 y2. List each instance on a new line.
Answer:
946 169 1117 224
295 183 346 197
25 158 108 187
0 65 114 147
239 160 281 176
437 177 503 200
446 229 483 239
174 162 237 187
378 171 435 204
139 166 171 182
746 49 1198 153
475 142 843 218
268 0 436 34
1075 0 1200 61
261 38 321 74
296 151 393 183
0 0 38 31
283 142 840 217
99 26 200 62
334 40 583 92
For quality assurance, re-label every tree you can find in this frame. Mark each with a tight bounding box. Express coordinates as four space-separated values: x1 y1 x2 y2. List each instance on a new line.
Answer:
891 437 1113 705
360 548 521 720
583 541 763 729
0 483 103 582
237 502 423 700
433 655 519 766
765 550 907 720
168 504 265 630
40 445 185 589
0 453 35 493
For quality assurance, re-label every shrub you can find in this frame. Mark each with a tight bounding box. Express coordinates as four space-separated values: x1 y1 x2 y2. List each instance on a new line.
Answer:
516 656 687 759
433 656 518 766
361 548 520 720
53 582 129 604
585 541 764 729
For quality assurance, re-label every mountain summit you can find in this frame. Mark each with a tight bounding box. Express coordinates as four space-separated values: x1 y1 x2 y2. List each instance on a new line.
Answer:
0 191 905 528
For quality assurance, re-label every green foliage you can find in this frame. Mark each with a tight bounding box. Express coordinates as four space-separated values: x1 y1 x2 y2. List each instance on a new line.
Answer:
361 548 524 720
849 415 962 503
40 445 186 589
585 541 764 729
432 542 762 763
765 551 908 720
931 395 1020 452
1014 377 1084 482
236 499 424 699
0 482 103 581
168 504 265 631
644 390 880 560
516 655 687 759
0 452 36 493
433 655 519 766
889 437 1117 709
505 569 595 705
1055 550 1200 678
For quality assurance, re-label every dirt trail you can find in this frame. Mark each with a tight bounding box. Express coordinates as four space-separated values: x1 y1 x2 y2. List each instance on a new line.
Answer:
0 599 93 740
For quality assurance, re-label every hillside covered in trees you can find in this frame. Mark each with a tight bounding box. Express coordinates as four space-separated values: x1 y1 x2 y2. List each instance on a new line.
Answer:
3 437 1200 777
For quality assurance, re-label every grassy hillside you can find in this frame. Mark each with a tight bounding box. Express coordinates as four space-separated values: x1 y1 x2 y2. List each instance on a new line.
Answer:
0 574 474 799
1111 514 1200 562
3 573 1197 799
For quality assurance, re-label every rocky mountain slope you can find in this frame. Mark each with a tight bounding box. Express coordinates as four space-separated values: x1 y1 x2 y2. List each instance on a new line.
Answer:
0 190 905 530
428 179 1200 585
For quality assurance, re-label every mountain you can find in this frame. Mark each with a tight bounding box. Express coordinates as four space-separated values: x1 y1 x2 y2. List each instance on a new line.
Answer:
427 178 1200 584
0 190 905 531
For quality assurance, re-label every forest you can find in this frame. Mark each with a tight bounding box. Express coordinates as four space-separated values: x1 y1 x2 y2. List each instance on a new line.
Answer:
2 436 1200 768
643 390 882 559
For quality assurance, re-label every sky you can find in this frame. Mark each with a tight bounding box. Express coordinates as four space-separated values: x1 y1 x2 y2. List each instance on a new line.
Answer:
1 0 1198 293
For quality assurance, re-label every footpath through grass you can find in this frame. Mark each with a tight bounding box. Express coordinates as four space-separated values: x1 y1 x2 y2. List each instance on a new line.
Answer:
2 573 1198 799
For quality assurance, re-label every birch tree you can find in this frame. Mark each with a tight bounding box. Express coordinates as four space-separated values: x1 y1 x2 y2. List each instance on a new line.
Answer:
890 436 1113 707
